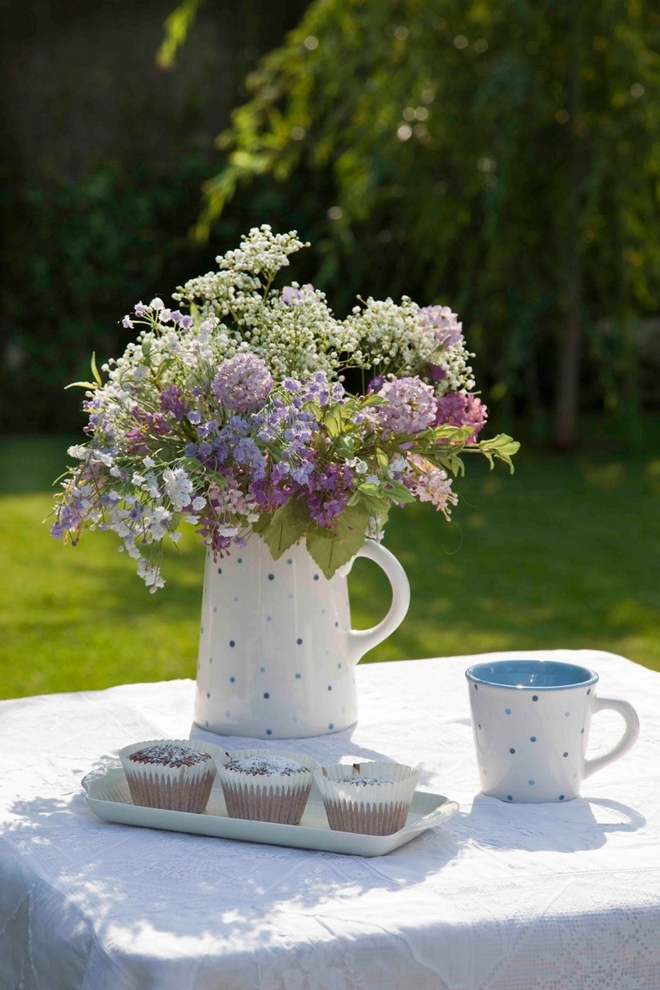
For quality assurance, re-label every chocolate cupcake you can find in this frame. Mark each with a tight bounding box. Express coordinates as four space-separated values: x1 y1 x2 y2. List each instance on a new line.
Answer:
119 738 221 813
217 749 317 825
314 761 419 835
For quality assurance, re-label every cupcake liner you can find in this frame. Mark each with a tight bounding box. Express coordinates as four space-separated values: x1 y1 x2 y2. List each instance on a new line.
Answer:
314 761 420 836
217 748 318 825
118 738 224 813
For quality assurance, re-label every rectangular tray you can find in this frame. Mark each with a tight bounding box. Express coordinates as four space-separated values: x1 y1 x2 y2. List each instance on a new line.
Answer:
82 764 459 857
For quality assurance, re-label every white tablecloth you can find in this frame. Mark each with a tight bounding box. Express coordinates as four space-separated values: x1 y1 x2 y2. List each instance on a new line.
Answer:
1 648 660 990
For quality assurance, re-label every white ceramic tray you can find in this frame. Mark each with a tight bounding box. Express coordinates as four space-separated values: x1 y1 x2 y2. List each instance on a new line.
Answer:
82 764 459 857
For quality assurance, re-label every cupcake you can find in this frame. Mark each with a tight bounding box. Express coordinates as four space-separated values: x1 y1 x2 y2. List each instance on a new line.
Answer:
119 738 221 813
217 749 317 825
314 761 419 835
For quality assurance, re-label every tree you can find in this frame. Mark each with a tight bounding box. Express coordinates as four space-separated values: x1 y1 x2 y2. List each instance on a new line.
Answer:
166 0 660 447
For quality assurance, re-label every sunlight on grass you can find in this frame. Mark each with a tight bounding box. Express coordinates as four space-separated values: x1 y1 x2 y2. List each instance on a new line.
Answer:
1 436 660 699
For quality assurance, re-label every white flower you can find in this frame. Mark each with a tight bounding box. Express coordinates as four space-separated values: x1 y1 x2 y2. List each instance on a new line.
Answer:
163 467 194 510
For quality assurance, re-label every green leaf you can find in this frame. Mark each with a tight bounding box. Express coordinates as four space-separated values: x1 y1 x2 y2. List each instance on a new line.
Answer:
305 502 370 578
323 407 344 438
90 352 103 387
375 447 389 470
382 480 416 503
256 498 310 559
357 480 381 495
64 380 98 391
476 435 521 473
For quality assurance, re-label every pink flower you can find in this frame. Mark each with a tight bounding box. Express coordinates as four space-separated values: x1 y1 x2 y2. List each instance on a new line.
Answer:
406 455 458 519
435 392 488 443
419 305 464 349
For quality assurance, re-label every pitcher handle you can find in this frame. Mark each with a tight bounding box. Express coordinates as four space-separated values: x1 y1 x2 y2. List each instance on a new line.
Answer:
583 696 640 779
344 540 410 663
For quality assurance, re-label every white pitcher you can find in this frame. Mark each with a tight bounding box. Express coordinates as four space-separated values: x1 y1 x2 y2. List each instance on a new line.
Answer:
194 536 410 738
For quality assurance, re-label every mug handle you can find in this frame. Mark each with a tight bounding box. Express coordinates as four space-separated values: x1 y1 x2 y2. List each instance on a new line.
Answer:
583 696 640 779
344 540 411 663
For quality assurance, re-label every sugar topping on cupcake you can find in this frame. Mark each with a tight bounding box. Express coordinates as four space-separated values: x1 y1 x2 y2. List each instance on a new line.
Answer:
224 754 310 777
315 760 419 836
129 743 213 769
217 748 317 825
119 738 221 814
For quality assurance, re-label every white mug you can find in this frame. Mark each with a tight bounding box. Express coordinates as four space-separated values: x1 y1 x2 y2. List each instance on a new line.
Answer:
466 659 640 803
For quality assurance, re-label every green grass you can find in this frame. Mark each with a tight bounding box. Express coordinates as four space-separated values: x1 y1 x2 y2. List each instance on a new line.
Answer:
1 433 660 699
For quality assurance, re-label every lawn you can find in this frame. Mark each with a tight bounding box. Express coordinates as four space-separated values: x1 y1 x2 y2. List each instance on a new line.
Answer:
1 431 660 700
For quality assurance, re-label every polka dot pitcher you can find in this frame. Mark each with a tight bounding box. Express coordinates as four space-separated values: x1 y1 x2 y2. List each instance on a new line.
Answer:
194 536 410 738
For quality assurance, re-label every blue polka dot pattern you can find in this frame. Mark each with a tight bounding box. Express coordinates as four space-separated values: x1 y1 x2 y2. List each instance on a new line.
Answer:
229 676 235 683
565 711 570 717
268 574 274 581
507 795 513 801
217 567 222 574
532 695 538 701
266 729 272 736
509 748 515 754
295 673 301 679
530 736 537 742
559 794 565 801
229 640 235 647
528 779 535 786
328 723 334 730
296 638 303 645
263 693 270 699
505 708 512 715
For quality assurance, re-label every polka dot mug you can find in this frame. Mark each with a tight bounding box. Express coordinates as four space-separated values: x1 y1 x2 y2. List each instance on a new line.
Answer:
466 659 640 803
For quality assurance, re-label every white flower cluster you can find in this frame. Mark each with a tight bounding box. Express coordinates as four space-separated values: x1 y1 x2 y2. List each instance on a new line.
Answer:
173 226 475 392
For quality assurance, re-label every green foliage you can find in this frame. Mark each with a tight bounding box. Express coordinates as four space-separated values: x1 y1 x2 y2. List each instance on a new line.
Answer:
157 0 206 69
198 0 660 436
1 155 221 433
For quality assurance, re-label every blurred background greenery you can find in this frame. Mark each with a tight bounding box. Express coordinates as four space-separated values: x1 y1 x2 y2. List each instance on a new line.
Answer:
1 0 660 698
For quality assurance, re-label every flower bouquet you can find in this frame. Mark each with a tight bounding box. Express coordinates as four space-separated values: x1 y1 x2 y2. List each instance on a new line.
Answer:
52 226 519 589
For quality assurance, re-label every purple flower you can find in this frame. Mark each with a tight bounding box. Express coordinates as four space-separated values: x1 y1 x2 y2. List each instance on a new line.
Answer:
369 377 437 439
367 376 385 393
419 305 464 349
159 385 189 422
134 302 147 316
435 392 488 443
305 461 355 527
122 315 133 329
125 408 171 453
282 283 314 305
212 353 274 413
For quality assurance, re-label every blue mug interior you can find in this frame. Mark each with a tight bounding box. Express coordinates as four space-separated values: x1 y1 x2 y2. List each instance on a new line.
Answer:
466 659 597 689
